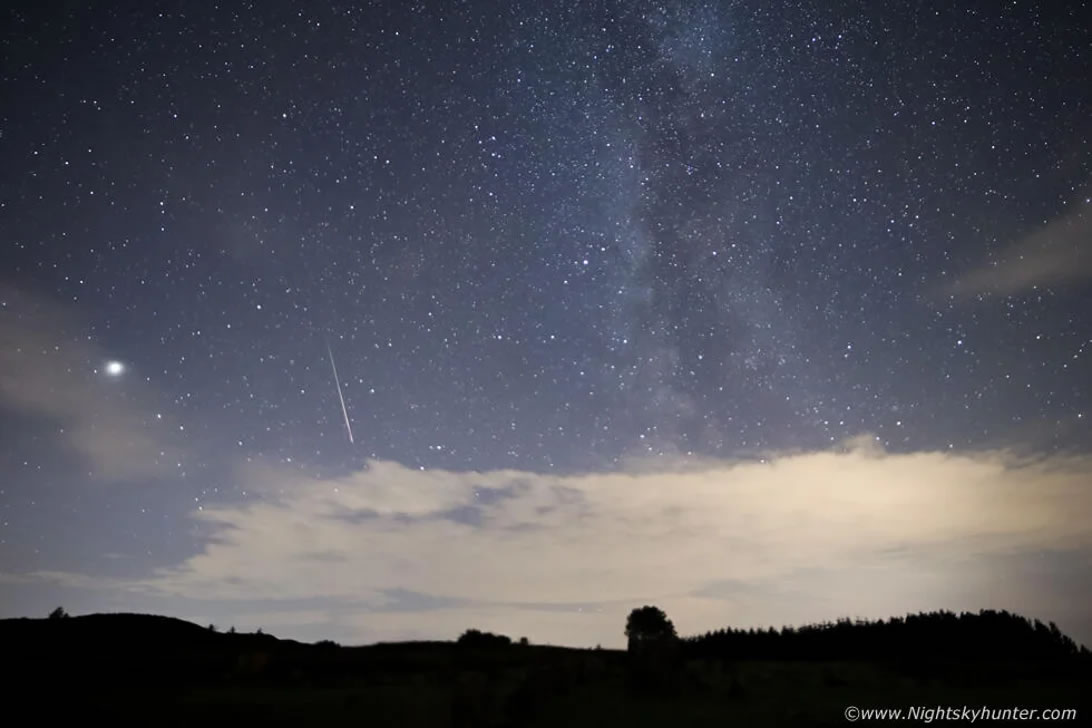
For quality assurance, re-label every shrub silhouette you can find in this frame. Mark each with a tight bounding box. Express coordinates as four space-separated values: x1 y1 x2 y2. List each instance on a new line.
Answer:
48 606 69 620
456 628 512 648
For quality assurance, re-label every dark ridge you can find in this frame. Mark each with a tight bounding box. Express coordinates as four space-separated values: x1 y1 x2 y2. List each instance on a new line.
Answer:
3 609 1088 726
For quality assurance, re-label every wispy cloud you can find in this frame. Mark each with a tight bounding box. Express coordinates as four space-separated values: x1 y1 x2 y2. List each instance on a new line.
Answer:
946 196 1092 298
0 283 183 481
17 443 1091 645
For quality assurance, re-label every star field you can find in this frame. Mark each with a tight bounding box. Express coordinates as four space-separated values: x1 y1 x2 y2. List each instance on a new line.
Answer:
1 1 1090 644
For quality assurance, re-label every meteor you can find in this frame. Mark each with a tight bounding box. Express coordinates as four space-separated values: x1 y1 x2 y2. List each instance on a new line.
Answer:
326 342 354 444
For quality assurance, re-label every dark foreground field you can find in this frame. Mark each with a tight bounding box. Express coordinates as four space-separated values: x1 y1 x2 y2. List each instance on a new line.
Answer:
4 613 1089 726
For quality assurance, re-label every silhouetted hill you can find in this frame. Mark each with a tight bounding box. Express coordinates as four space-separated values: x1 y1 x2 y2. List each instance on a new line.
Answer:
3 610 1088 726
0 612 294 650
4 612 231 647
1 612 290 688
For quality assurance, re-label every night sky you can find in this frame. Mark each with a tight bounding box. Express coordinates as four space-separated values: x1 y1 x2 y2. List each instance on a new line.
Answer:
2 1 1090 647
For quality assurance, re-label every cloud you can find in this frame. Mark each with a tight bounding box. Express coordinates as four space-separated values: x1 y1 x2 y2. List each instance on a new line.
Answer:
0 282 184 481
12 442 1092 645
946 196 1092 298
23 442 1090 646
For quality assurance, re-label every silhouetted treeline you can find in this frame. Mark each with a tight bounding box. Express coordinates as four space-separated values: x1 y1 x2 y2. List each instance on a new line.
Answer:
682 609 1089 662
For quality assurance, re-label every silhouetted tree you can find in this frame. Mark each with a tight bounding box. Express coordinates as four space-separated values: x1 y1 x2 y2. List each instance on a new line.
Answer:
48 606 69 620
625 605 677 652
625 605 681 691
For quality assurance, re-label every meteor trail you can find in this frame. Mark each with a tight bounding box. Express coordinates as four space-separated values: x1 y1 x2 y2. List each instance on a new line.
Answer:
326 341 354 444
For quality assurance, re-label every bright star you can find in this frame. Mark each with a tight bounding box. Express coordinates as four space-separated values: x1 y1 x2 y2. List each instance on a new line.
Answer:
104 360 125 377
